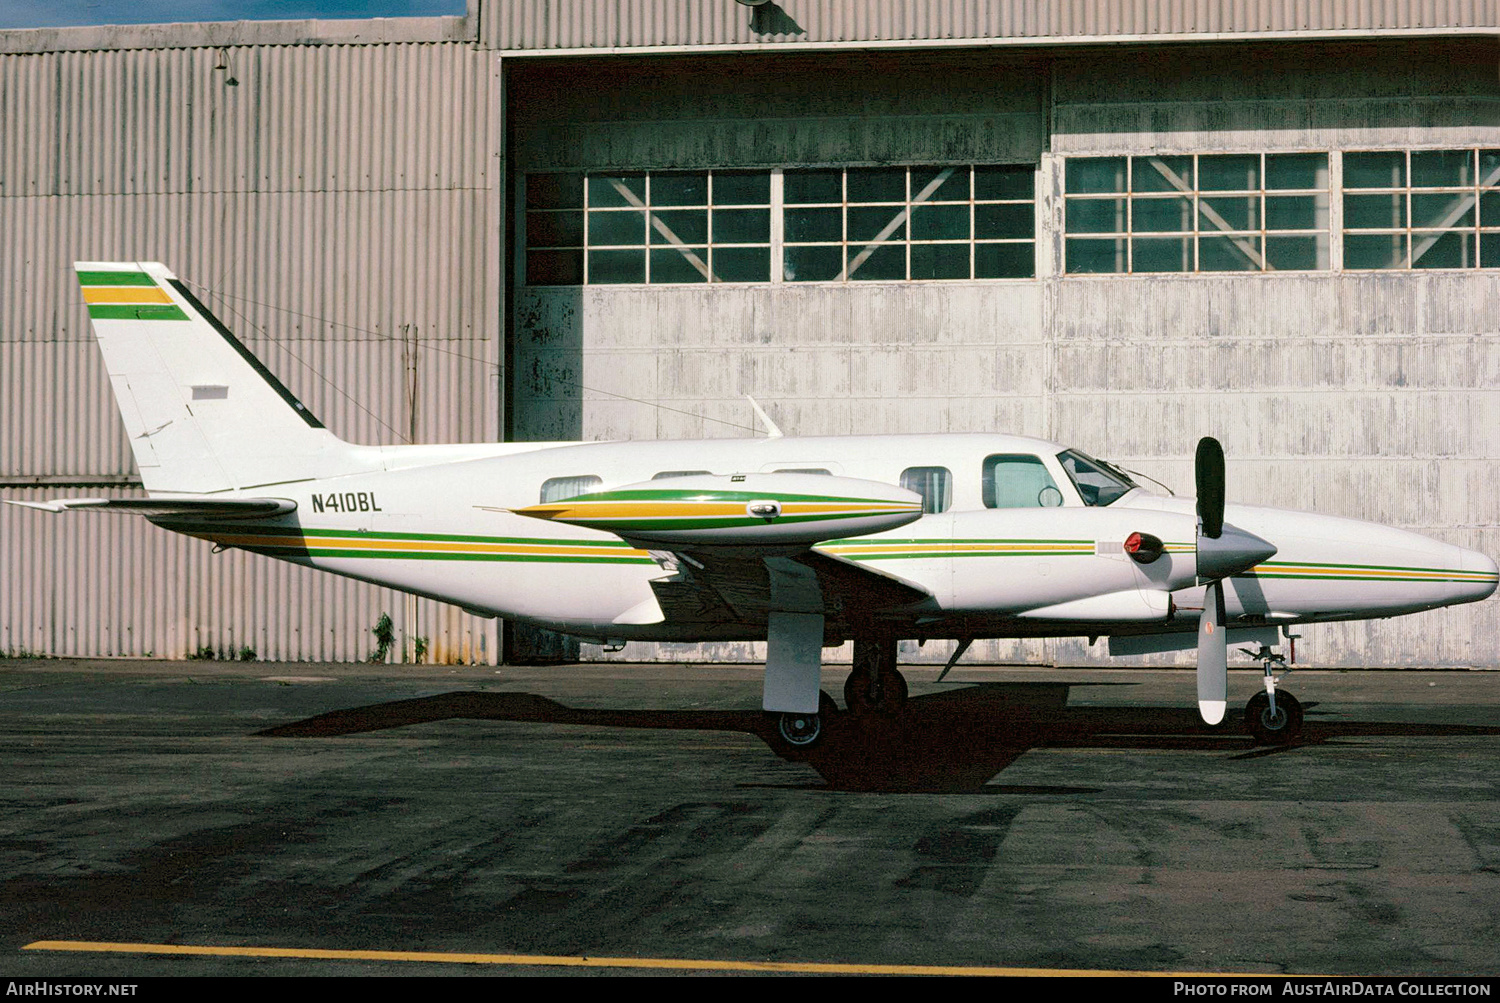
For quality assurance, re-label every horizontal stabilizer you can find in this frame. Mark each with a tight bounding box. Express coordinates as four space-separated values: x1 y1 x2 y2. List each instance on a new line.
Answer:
6 497 296 520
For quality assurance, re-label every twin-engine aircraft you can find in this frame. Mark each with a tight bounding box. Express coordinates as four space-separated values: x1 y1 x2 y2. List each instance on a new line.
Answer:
16 262 1498 750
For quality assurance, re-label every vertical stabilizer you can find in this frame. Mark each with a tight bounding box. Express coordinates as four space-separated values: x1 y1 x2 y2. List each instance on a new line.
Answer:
77 262 356 494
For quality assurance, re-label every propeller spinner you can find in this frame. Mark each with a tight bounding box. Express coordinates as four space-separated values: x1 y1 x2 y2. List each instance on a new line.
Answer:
1193 437 1277 725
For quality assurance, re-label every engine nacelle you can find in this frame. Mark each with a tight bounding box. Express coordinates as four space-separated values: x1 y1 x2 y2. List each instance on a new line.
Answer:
512 472 923 546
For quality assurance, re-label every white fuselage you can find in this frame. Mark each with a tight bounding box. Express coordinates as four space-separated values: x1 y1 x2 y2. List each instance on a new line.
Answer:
169 432 1498 645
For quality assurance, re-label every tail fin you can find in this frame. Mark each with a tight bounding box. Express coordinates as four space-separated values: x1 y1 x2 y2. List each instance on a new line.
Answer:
78 262 356 494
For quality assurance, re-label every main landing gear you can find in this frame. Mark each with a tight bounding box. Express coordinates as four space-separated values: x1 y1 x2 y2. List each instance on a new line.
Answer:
775 691 839 747
1240 642 1303 744
844 636 908 716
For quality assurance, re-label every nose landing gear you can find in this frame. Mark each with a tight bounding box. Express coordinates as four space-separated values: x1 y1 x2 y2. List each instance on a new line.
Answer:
844 635 908 716
1239 641 1303 744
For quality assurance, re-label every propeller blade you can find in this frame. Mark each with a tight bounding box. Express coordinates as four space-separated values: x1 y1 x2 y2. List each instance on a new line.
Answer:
1195 436 1225 540
1196 579 1228 725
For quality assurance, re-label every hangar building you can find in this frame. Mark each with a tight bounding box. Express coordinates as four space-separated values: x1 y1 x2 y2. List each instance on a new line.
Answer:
2 1 1497 668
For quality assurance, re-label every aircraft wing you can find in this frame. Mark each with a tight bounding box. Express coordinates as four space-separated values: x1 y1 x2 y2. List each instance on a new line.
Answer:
647 546 933 629
510 472 934 630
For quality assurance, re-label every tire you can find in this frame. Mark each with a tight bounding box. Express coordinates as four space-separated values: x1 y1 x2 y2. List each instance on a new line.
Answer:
843 666 909 715
1245 691 1303 745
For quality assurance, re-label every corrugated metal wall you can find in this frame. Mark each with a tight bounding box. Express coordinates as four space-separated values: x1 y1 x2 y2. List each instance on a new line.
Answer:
0 40 505 661
489 0 1500 51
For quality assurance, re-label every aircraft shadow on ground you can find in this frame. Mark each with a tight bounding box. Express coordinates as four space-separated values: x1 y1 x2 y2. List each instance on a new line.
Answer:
257 682 1500 793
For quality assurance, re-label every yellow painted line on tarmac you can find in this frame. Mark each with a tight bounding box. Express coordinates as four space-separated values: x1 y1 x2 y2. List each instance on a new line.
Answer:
24 940 1263 976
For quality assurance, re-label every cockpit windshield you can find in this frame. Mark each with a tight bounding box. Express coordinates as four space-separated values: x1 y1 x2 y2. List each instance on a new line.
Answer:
1056 449 1137 507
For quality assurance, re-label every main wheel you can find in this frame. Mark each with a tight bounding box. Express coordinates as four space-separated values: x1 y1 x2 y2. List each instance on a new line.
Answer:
770 691 838 750
844 666 909 715
1245 691 1303 745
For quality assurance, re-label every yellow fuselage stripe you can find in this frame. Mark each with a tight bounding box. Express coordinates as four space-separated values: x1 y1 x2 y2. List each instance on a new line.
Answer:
22 940 1273 977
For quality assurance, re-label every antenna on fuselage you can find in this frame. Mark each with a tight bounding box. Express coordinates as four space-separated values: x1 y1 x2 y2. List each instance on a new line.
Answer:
746 396 784 438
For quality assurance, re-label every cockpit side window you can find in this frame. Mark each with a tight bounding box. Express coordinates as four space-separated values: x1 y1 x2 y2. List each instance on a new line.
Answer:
1056 449 1135 506
900 466 952 514
982 454 1064 508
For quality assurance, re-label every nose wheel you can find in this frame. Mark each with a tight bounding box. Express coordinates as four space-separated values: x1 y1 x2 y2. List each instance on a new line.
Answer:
1239 642 1303 744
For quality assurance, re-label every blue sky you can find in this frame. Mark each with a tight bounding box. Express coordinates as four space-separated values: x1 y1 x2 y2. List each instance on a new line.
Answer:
0 0 466 29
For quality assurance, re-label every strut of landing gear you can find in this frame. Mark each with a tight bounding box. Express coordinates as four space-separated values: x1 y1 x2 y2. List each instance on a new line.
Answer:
1239 641 1303 744
844 635 908 716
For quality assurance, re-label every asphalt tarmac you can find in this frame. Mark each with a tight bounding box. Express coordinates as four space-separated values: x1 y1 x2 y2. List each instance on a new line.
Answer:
0 658 1497 977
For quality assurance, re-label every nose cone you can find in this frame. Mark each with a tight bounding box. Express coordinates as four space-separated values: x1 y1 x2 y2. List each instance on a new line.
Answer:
1457 548 1499 603
1197 524 1278 582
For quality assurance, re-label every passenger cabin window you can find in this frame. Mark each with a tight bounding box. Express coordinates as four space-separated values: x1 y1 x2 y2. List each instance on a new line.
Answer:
540 475 602 502
900 466 952 513
983 455 1064 508
1056 450 1136 506
652 470 711 479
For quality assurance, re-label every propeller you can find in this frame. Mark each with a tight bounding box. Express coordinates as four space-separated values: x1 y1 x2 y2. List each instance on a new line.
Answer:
1193 437 1276 725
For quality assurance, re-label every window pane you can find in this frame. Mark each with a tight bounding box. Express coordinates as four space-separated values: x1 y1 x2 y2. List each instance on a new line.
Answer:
783 245 842 282
784 169 841 204
541 476 602 503
1133 236 1192 272
1411 192 1475 229
983 455 1062 509
900 467 952 513
911 204 969 240
589 209 646 246
526 249 583 286
1410 150 1473 188
1266 153 1328 190
1066 158 1126 195
1065 237 1126 274
588 249 645 284
527 173 583 210
1199 195 1259 232
1199 234 1263 272
1482 232 1500 268
975 164 1035 200
1265 234 1329 271
785 207 841 242
1133 196 1193 233
1344 233 1406 269
848 205 905 242
1482 150 1500 183
975 242 1033 278
1133 156 1193 193
1065 198 1126 234
1344 193 1406 229
911 243 970 280
846 167 905 203
589 174 646 207
1480 191 1500 227
847 244 905 281
1198 154 1260 192
911 166 969 201
648 209 708 245
526 210 583 248
1344 152 1405 189
977 202 1033 239
1410 231 1475 269
713 246 771 283
651 172 708 207
713 171 771 205
650 248 709 283
713 208 770 244
1057 450 1133 506
1265 194 1328 231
